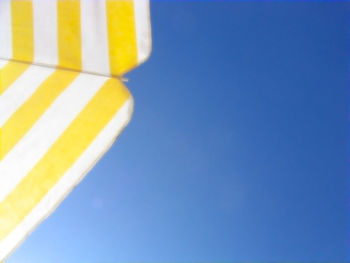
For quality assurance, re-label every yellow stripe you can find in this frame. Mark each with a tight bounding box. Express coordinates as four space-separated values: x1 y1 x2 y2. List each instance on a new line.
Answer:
0 78 130 241
57 0 81 70
0 70 78 161
11 0 34 62
106 0 138 76
0 61 29 95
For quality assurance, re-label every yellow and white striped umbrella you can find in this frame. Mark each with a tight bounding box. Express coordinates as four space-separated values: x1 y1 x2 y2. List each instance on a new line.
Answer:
0 0 151 260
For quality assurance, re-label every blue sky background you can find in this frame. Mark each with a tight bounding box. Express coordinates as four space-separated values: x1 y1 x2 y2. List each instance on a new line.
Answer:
8 2 349 262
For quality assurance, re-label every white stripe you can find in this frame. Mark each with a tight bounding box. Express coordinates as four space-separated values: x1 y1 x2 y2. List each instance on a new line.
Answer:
134 0 152 64
0 60 9 69
33 0 58 66
0 71 109 202
0 0 12 59
81 0 110 76
0 64 54 127
0 98 133 262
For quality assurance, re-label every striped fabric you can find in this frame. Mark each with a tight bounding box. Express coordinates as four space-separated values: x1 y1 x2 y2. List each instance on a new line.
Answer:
0 0 151 261
0 0 151 76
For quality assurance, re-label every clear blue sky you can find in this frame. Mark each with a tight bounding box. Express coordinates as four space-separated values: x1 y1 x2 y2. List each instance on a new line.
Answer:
8 2 349 262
